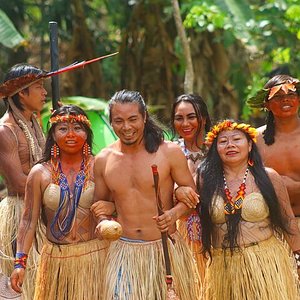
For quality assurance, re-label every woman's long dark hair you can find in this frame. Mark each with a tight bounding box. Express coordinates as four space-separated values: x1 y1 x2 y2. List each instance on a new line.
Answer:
40 105 93 163
263 74 300 145
198 130 289 258
171 94 212 148
109 89 164 153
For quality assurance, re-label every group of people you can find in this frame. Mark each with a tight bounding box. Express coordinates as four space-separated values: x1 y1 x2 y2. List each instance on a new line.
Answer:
0 62 299 300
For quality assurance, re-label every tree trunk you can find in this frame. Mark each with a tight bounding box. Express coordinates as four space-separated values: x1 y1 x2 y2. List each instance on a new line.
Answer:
62 0 104 97
172 0 194 94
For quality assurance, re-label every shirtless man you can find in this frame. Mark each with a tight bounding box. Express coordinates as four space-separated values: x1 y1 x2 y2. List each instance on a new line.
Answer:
0 63 47 299
92 90 201 300
249 75 300 216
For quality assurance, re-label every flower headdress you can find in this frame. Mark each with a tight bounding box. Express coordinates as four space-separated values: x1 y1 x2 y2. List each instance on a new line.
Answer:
246 79 300 110
50 114 91 127
205 120 257 145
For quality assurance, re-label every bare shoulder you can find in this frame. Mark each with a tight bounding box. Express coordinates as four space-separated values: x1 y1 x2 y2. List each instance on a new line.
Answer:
160 140 182 154
0 122 19 148
256 125 266 148
94 142 119 167
265 167 282 185
28 163 48 180
160 141 186 166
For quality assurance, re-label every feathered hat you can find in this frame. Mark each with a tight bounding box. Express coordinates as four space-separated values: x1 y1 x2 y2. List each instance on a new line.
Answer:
0 52 118 100
246 78 300 110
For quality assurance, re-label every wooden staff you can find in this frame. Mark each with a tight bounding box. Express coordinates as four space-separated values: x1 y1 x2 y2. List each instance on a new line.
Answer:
151 165 180 300
49 21 60 110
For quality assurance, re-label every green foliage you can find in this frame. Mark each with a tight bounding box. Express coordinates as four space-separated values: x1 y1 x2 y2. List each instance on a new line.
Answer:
0 9 25 48
182 0 300 119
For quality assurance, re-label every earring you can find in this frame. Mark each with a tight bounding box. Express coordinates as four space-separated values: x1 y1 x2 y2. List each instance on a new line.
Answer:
51 143 60 159
248 158 254 167
83 142 91 157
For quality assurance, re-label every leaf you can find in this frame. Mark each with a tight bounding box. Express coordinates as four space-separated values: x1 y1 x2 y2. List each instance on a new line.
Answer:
214 0 257 46
0 9 25 48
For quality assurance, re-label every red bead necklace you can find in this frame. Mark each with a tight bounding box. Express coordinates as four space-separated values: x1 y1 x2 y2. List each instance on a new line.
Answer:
223 168 249 215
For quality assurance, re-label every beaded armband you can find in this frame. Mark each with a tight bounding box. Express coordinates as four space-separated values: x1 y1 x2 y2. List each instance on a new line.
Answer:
14 252 28 269
293 250 300 269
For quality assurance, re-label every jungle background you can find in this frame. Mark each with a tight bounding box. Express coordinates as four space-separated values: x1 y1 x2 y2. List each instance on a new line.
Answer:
0 0 300 127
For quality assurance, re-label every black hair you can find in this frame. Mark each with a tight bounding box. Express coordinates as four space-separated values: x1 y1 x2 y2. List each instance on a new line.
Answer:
3 63 44 111
109 89 164 153
197 127 289 259
170 94 211 147
263 74 300 145
40 105 93 163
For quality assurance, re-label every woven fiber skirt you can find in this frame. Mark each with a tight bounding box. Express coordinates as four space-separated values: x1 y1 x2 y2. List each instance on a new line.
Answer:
34 238 109 300
204 236 300 300
0 196 44 300
103 231 202 300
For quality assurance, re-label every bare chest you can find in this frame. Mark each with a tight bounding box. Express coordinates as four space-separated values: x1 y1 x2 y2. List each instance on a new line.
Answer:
104 152 170 194
261 140 300 177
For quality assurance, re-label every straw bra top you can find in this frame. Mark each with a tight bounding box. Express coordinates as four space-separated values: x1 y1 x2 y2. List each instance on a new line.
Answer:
211 192 270 224
43 181 95 211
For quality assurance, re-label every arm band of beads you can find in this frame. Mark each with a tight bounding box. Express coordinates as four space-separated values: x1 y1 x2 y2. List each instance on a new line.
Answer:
14 252 28 269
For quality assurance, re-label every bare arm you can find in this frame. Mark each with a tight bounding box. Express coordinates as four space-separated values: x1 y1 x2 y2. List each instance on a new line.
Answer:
10 164 43 292
155 144 195 232
267 168 300 251
0 126 27 195
92 151 115 222
281 175 300 201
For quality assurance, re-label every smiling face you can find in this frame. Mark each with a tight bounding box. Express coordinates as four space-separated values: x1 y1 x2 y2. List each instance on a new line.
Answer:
173 101 203 143
217 129 252 167
54 122 87 154
110 102 146 146
265 89 300 118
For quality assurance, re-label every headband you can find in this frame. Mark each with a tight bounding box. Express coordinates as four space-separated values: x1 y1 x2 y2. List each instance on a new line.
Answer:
246 80 300 109
49 114 91 127
206 120 257 144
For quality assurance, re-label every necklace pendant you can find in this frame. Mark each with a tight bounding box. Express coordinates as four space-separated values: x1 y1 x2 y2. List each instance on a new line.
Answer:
224 202 235 215
234 196 243 210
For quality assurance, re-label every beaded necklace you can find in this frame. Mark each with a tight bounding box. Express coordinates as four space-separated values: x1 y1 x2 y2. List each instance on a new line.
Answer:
178 138 207 164
223 168 249 215
50 159 89 240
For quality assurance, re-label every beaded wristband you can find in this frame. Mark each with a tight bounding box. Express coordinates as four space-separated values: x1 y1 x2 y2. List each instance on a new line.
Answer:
293 250 300 269
14 252 28 269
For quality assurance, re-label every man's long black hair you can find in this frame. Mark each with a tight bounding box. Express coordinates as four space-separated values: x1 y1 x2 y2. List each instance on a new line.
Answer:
109 90 164 153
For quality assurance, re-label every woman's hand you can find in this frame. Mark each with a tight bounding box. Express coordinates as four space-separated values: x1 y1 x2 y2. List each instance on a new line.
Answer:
175 186 199 208
91 201 115 219
10 268 25 293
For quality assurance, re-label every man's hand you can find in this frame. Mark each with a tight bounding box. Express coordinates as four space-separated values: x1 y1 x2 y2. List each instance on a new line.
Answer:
153 210 175 232
10 268 24 293
91 201 115 220
175 186 199 208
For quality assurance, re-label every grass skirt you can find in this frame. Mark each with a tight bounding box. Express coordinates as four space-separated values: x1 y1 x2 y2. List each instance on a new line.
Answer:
34 238 109 300
103 231 201 300
177 212 206 281
204 236 300 300
0 196 43 300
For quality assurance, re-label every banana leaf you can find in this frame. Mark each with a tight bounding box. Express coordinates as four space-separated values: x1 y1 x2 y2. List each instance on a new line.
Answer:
0 9 25 48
